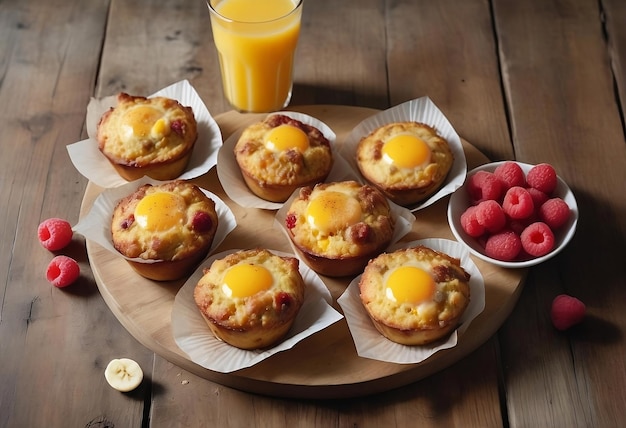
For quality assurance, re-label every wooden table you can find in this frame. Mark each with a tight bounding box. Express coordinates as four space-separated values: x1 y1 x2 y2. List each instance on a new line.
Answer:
1 0 625 426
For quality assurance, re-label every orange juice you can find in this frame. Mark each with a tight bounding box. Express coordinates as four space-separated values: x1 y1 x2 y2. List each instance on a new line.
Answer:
208 0 303 112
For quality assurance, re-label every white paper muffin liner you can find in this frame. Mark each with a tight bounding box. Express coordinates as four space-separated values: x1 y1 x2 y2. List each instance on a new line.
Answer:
67 80 222 188
171 248 344 373
337 238 485 364
341 97 467 212
73 177 237 264
216 111 356 210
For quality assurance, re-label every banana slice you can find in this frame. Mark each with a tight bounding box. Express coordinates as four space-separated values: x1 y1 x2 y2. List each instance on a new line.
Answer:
104 358 144 392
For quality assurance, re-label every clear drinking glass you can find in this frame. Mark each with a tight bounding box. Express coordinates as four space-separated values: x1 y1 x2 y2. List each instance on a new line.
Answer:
207 0 304 113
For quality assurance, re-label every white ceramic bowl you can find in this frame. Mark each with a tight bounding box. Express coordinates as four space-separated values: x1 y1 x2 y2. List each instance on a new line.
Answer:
447 161 578 268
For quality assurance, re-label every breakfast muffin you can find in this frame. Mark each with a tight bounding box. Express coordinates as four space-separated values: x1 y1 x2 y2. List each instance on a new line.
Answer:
284 180 395 277
97 93 198 181
193 249 306 350
111 180 218 281
234 114 333 202
359 246 471 345
356 122 454 206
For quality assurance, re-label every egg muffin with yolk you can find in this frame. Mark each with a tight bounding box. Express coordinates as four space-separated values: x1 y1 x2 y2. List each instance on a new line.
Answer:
284 180 395 277
359 245 471 345
356 122 454 206
193 249 305 350
97 93 198 181
234 114 333 202
111 180 218 281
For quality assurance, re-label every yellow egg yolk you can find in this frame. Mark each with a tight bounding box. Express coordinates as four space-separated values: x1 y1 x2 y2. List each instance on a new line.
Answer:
265 124 309 152
121 105 164 141
306 191 362 234
382 134 431 169
134 192 185 231
385 266 436 304
222 264 273 298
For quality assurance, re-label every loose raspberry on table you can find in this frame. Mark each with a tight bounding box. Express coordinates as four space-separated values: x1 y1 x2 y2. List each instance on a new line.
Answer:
38 218 73 251
460 206 485 237
527 163 557 194
494 161 526 190
539 198 570 229
502 186 535 219
520 222 555 257
46 255 80 288
551 294 586 331
484 230 522 261
475 200 506 233
466 171 503 203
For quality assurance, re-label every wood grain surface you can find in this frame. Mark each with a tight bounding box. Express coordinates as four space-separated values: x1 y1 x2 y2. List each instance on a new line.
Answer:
2 0 626 426
81 105 525 399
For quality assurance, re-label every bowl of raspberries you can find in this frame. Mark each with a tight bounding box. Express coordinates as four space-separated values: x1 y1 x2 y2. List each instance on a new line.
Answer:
447 161 578 268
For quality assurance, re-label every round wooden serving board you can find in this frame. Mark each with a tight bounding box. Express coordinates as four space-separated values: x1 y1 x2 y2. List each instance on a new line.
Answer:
81 105 526 399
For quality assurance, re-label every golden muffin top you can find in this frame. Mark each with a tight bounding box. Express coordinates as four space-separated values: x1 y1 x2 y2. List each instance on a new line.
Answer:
359 246 470 332
284 181 395 258
193 248 305 330
111 180 218 261
234 114 333 187
97 93 198 167
356 121 453 191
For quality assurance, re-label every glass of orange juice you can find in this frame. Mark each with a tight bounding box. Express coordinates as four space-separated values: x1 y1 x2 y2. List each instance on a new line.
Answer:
207 0 304 113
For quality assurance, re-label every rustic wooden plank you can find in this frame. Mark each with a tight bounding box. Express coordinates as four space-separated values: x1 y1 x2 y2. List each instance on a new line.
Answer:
150 340 503 427
493 0 626 426
604 0 626 127
387 0 514 162
291 0 389 109
96 0 231 115
0 0 153 426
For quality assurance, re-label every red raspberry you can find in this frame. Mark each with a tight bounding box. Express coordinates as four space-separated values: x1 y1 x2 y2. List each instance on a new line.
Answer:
285 213 297 230
466 171 503 203
475 200 506 233
520 222 555 257
170 119 186 136
275 291 293 311
502 186 534 219
539 198 570 229
460 206 485 237
527 163 557 194
527 187 549 212
46 255 80 288
493 161 526 190
38 218 73 251
507 219 528 236
550 294 586 331
190 211 213 232
120 215 135 230
484 230 522 261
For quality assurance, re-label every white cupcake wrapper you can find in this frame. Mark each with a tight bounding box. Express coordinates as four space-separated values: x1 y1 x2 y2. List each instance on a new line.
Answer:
67 80 222 188
336 238 485 365
171 248 344 373
216 111 352 210
341 97 467 212
73 177 237 264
